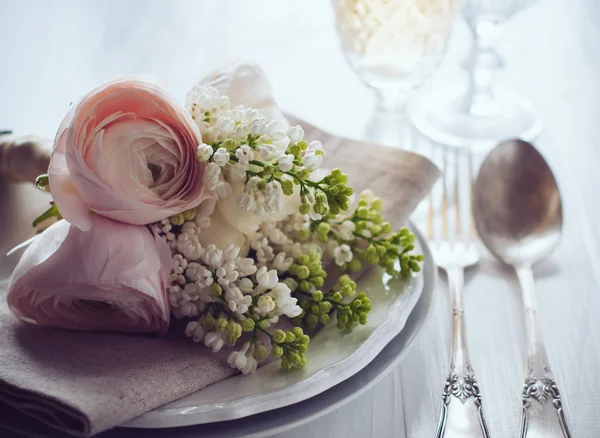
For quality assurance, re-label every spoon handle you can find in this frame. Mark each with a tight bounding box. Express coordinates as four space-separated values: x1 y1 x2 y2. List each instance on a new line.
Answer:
435 266 490 438
516 266 572 438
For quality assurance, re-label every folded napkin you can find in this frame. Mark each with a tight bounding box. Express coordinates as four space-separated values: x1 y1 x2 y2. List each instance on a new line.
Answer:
0 118 439 437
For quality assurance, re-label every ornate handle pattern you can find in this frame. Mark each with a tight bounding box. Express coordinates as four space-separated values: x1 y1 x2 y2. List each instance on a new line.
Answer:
435 267 490 438
516 266 572 438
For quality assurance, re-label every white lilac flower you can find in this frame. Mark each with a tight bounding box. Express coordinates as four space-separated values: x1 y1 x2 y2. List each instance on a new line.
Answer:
235 145 254 167
302 150 323 171
204 331 225 353
185 321 206 343
217 262 239 287
237 277 254 294
277 154 294 172
307 140 323 153
223 244 240 262
204 163 222 191
225 286 252 314
337 220 356 241
256 266 279 289
172 254 187 275
269 283 302 317
333 244 353 266
287 125 304 142
257 295 276 315
213 147 230 167
236 257 258 277
227 342 257 375
229 163 247 181
238 193 256 212
257 143 278 161
272 252 294 272
251 117 267 135
202 244 223 266
216 116 235 135
232 123 250 142
176 233 203 261
197 143 213 162
215 181 232 199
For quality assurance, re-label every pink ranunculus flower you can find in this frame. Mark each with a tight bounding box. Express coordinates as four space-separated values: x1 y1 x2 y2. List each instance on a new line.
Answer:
49 79 211 232
7 215 173 334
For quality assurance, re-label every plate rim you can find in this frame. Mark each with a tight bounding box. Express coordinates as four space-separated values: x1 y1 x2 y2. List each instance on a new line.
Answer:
122 222 435 430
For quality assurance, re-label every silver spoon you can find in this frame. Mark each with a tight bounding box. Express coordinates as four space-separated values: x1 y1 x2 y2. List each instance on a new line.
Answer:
472 139 572 438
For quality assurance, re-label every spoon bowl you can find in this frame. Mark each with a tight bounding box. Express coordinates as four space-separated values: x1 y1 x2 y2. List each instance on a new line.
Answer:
473 139 563 267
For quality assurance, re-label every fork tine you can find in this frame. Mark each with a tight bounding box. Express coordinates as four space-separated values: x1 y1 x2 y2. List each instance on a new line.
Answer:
441 147 449 242
468 150 478 241
454 148 462 243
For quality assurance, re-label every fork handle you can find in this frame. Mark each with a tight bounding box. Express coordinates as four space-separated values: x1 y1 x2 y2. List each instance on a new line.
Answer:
516 266 572 438
435 267 490 438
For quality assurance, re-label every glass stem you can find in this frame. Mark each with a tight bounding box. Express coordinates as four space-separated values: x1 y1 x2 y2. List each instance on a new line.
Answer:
462 20 504 116
365 88 412 149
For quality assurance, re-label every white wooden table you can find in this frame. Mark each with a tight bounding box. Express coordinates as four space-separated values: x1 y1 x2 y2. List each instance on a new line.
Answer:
2 1 600 437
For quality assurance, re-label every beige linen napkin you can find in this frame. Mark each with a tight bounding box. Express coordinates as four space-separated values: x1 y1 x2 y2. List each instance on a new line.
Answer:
0 118 439 437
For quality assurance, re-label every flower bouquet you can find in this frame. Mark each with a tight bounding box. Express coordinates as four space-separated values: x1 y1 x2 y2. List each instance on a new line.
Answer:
6 62 430 377
0 61 441 436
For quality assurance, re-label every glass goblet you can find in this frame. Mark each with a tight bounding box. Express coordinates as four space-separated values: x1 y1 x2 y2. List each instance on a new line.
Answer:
408 0 543 151
331 0 461 148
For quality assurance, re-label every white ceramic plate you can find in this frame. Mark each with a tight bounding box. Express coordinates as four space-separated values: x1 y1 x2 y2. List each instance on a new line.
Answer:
124 224 431 429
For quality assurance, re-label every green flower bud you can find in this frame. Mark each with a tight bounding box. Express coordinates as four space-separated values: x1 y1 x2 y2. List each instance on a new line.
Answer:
307 261 321 275
312 290 324 302
381 222 392 234
313 276 325 287
285 332 296 343
298 228 311 241
211 283 223 296
281 178 294 195
297 140 309 151
253 344 268 361
319 301 332 313
376 244 387 256
341 284 354 297
292 327 304 338
297 167 310 180
344 187 354 196
257 179 267 190
306 314 318 328
182 208 197 221
348 258 362 272
272 345 284 358
170 213 185 226
298 254 310 266
273 329 286 344
215 317 228 331
257 319 269 329
240 318 255 332
299 280 312 292
357 207 369 219
311 304 320 314
299 203 310 215
367 253 380 265
372 198 384 211
317 222 331 234
288 143 301 157
202 313 216 329
319 314 331 325
222 139 236 150
296 265 310 279
332 292 343 302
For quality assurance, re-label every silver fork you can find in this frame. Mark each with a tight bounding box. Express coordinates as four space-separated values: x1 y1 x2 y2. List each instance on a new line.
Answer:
430 147 490 438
